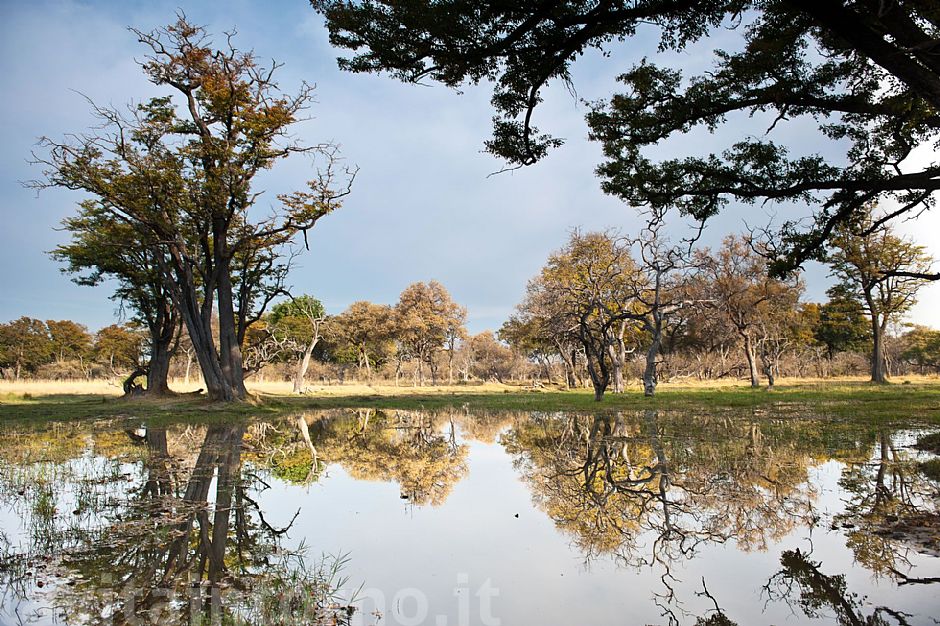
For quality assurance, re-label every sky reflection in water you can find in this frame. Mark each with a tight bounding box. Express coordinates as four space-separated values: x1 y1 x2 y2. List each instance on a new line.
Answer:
0 409 938 625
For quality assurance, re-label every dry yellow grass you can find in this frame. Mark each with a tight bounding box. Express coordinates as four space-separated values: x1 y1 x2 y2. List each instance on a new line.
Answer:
1 374 938 400
0 377 523 399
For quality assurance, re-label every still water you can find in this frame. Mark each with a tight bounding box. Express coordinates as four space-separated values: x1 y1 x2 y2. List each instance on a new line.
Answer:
0 409 937 625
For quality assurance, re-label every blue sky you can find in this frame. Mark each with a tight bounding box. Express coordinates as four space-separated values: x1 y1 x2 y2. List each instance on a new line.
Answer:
1 0 938 333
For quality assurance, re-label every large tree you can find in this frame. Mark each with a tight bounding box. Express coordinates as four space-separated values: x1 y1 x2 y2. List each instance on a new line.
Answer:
45 320 93 364
35 17 353 401
698 235 803 387
330 300 396 380
526 230 636 401
827 210 934 382
617 214 694 396
394 281 467 385
314 0 940 275
814 285 872 361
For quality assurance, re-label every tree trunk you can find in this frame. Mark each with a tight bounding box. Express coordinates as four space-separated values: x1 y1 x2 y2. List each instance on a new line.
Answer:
610 354 624 393
144 309 177 396
643 332 662 397
184 352 193 386
146 342 173 396
763 359 776 389
173 269 232 401
569 349 580 387
608 341 624 394
584 347 609 402
215 261 247 400
871 314 888 383
539 356 553 385
122 366 147 396
292 339 317 393
743 333 760 387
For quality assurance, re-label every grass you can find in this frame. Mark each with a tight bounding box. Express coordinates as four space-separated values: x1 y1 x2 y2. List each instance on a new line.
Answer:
1 376 939 425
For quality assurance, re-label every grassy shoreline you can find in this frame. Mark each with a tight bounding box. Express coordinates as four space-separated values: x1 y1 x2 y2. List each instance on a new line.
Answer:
1 377 939 424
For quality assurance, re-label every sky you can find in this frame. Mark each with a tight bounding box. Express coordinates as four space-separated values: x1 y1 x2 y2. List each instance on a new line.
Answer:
1 0 938 334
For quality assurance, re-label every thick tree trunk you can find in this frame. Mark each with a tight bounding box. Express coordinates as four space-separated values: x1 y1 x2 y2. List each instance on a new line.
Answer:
870 314 888 383
216 262 247 400
146 343 173 396
172 264 232 401
743 334 760 387
144 308 177 396
183 312 230 400
585 350 609 402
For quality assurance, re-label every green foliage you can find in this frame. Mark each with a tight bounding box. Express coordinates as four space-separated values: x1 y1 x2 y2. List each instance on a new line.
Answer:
901 326 940 373
270 451 324 484
94 324 144 371
329 301 396 370
828 211 934 324
814 287 871 358
45 320 92 362
0 317 53 377
269 296 326 346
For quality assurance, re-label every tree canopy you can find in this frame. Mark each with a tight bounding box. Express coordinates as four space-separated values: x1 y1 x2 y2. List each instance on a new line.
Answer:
313 0 940 275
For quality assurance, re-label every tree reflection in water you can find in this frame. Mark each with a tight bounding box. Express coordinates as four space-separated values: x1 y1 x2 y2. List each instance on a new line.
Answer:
836 430 940 580
765 548 915 626
0 421 356 625
502 410 939 624
0 411 937 625
302 409 470 506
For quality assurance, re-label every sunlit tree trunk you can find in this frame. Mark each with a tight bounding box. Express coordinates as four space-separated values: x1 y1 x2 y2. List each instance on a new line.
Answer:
643 332 661 397
743 333 760 387
184 351 193 386
292 338 318 393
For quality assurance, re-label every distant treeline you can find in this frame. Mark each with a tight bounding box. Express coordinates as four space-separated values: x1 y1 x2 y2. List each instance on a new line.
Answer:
3 229 938 396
